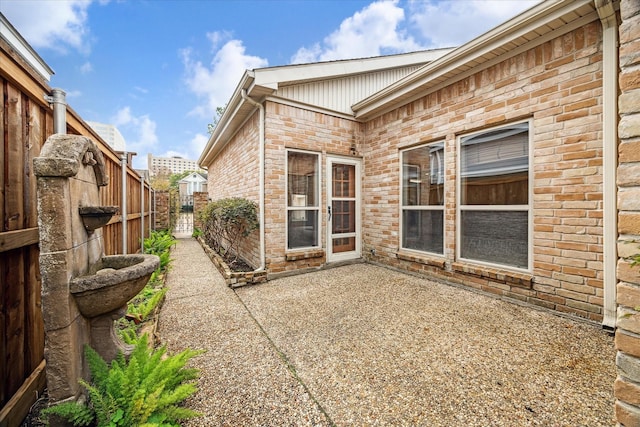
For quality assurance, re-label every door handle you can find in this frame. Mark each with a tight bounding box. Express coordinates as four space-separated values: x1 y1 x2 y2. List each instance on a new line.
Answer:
327 205 331 221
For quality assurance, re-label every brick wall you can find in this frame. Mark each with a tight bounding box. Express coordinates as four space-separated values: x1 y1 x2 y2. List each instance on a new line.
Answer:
363 20 606 321
206 112 261 268
264 101 363 274
615 0 640 425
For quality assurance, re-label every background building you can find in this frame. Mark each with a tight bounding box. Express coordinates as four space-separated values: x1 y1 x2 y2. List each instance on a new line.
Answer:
147 153 205 177
87 121 126 151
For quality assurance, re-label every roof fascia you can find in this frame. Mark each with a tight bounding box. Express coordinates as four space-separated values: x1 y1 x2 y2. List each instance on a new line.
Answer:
265 95 360 122
253 49 454 89
353 0 594 119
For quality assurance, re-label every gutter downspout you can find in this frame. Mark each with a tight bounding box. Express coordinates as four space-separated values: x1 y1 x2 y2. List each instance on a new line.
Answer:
241 89 266 272
45 88 67 134
596 0 618 330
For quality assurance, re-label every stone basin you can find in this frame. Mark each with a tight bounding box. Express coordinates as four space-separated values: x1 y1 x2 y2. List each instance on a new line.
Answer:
70 254 160 318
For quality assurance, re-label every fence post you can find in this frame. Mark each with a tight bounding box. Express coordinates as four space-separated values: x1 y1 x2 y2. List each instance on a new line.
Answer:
149 188 154 235
121 153 127 254
140 175 145 253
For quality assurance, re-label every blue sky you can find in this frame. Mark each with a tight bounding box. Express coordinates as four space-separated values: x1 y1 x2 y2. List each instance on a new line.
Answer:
1 0 539 169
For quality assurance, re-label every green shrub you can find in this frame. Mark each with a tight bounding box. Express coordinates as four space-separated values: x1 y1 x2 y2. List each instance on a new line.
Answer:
42 335 203 427
198 197 258 265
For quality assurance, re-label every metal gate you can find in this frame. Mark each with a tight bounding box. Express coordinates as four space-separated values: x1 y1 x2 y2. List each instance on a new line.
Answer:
174 194 194 234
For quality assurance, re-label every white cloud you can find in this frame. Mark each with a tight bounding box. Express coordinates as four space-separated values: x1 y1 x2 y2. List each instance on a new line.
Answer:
408 0 542 48
79 61 93 74
189 133 209 160
289 0 542 64
111 106 158 155
182 32 268 119
291 0 421 64
159 133 208 164
65 89 83 98
1 0 93 53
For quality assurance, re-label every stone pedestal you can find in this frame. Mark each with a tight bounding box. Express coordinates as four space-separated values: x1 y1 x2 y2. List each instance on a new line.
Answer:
89 306 133 362
34 135 109 402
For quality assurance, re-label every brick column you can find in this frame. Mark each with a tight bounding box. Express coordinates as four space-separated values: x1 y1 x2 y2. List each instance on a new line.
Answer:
193 191 209 233
154 191 170 231
615 0 640 425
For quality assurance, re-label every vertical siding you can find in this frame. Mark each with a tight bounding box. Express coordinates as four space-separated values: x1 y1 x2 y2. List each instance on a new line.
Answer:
276 65 423 114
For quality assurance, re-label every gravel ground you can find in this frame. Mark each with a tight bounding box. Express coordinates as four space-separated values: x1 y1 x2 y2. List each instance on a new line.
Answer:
158 237 616 426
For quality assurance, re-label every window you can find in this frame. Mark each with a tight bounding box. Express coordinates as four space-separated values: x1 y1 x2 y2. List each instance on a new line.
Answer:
400 142 445 254
458 121 530 269
287 150 319 249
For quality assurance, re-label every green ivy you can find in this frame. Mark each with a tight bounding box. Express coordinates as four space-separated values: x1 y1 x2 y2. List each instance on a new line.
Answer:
198 197 258 265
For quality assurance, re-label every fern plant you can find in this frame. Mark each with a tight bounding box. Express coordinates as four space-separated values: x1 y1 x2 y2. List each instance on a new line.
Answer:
40 401 94 426
42 334 203 426
127 288 168 324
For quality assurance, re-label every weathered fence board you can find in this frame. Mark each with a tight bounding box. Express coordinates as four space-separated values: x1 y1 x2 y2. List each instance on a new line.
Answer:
0 35 157 427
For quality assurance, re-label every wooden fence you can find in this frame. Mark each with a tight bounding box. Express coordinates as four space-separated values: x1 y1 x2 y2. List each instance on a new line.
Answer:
0 37 156 426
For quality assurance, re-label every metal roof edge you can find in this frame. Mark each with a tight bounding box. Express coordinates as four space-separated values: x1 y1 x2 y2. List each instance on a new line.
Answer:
0 12 54 81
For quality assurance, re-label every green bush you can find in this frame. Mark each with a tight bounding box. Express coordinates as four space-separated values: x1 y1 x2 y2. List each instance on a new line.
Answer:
41 335 203 427
198 197 258 265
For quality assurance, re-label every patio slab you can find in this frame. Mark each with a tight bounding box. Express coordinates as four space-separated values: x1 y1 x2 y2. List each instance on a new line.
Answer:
158 238 616 426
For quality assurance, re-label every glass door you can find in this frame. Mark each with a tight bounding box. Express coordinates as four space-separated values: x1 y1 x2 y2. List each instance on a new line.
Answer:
327 156 361 262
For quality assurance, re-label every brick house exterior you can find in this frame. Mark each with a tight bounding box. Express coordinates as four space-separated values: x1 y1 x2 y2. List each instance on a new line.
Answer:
615 0 640 424
362 20 606 322
200 0 622 324
200 2 640 421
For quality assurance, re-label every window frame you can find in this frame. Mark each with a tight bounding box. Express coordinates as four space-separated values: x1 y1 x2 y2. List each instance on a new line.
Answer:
285 148 321 251
456 119 533 272
399 141 446 256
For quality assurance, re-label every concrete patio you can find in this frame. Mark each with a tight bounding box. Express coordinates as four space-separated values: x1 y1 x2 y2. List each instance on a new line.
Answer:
157 237 616 426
